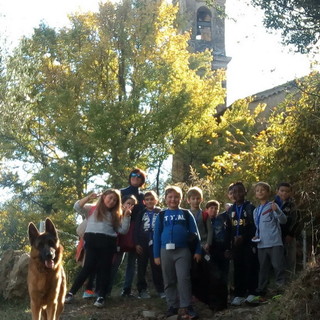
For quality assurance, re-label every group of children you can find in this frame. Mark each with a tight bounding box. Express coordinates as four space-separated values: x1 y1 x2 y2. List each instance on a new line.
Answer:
64 168 299 320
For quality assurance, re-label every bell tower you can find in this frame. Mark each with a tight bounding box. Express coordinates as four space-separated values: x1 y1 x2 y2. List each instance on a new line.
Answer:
172 0 231 183
177 0 231 71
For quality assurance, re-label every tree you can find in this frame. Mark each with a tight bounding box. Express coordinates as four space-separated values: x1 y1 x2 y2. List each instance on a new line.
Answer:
251 0 320 53
0 0 224 213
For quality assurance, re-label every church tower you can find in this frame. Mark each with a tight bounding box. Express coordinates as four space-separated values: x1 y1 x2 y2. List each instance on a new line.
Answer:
177 0 231 72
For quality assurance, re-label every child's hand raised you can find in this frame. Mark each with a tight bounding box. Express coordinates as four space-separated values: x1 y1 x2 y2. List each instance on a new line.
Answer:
123 203 134 217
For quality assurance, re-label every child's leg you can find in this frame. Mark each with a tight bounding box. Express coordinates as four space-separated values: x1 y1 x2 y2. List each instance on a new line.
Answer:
257 248 271 295
95 238 116 298
233 246 246 297
105 251 125 295
136 246 149 293
174 248 192 308
284 237 297 278
149 245 164 293
161 249 179 308
122 251 137 294
270 245 286 287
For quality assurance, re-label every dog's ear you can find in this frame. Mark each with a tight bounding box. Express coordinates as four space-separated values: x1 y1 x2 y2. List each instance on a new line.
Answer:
45 218 58 238
28 222 40 246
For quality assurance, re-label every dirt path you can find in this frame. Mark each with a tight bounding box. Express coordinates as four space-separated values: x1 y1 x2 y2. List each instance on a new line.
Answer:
62 294 268 320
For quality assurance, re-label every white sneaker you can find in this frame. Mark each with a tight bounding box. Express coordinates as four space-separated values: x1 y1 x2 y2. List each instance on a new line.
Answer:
93 297 105 308
245 295 259 304
64 292 74 303
231 296 246 306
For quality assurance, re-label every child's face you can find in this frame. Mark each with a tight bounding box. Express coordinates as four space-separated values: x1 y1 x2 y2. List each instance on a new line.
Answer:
277 186 291 201
187 195 203 210
207 205 218 218
123 198 136 209
255 185 270 201
232 185 246 204
227 189 234 202
143 196 157 210
104 192 118 209
165 191 181 210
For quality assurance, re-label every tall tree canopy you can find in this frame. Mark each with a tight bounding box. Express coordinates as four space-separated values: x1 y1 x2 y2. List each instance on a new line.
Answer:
251 0 320 53
0 0 224 213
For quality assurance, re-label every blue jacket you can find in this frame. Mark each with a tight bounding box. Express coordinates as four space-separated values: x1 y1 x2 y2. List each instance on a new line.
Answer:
153 208 201 258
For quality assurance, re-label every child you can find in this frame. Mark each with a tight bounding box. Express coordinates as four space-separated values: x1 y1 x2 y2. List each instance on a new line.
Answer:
186 187 208 248
106 194 138 296
205 200 231 311
65 189 133 308
153 186 201 319
253 182 287 298
109 168 146 297
134 191 164 298
228 182 259 306
274 182 298 278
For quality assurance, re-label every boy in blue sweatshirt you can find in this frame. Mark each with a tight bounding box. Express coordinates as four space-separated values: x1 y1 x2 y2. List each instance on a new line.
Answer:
153 186 201 319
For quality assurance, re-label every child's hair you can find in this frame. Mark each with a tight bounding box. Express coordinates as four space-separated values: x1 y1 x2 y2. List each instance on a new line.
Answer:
186 186 203 199
228 183 235 192
277 182 292 190
122 194 138 205
128 168 146 186
254 181 271 193
144 190 159 201
96 189 122 228
232 181 246 192
164 185 183 199
205 199 220 210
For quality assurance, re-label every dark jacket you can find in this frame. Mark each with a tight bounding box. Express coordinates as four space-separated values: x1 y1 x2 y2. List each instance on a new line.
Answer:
134 206 161 247
228 201 256 245
207 212 232 255
120 185 144 222
275 196 299 238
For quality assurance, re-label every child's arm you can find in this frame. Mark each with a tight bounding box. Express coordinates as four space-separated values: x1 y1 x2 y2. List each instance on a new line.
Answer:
153 213 162 264
271 202 287 224
187 211 202 258
206 216 213 251
74 193 98 218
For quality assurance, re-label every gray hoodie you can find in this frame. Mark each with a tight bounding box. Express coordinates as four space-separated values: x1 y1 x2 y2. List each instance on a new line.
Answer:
253 201 287 249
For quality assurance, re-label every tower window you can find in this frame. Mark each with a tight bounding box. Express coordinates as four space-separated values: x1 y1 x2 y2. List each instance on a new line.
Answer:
196 7 212 41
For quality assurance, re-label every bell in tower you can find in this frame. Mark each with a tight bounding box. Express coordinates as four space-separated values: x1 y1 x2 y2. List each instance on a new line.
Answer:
176 0 231 71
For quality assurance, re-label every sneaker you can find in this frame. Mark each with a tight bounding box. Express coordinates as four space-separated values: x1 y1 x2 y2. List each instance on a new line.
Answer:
272 294 282 301
138 290 151 299
82 289 96 299
245 295 260 305
93 297 105 308
121 289 135 298
166 306 178 318
187 305 199 319
159 292 166 299
177 308 189 320
231 296 246 306
64 292 74 304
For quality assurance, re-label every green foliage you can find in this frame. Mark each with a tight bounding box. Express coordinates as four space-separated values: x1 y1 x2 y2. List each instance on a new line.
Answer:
251 0 320 53
0 0 224 214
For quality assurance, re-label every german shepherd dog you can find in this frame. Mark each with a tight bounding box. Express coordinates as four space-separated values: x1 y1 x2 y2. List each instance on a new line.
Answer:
28 218 66 320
